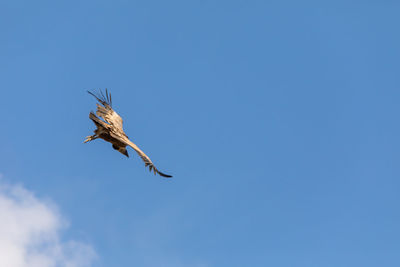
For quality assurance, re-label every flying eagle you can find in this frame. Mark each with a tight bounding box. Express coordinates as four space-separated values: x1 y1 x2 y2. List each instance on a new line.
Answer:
84 90 172 178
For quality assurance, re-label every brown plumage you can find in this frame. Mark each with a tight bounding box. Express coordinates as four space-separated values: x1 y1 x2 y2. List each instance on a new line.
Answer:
84 89 172 178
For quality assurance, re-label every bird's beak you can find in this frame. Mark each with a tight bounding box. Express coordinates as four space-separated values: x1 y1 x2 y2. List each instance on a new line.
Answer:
123 150 129 158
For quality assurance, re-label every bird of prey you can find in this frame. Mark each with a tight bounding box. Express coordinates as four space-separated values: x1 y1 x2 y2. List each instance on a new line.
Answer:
84 89 172 178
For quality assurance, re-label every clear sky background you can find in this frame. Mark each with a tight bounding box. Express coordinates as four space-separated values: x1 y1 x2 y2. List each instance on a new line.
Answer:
1 1 400 266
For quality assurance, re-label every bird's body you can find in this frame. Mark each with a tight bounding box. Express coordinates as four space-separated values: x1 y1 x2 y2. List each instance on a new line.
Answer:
84 90 172 178
87 110 130 157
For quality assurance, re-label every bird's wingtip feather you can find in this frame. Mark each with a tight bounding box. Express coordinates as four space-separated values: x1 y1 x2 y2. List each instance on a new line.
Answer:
158 171 173 178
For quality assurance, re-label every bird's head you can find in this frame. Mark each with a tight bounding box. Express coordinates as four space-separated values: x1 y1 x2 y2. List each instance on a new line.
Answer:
122 148 129 157
119 147 129 158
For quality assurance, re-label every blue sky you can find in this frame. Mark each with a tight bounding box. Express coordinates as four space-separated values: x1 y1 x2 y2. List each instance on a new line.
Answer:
1 0 400 266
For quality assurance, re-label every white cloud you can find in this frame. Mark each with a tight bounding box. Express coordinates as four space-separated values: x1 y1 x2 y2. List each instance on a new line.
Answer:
0 179 96 267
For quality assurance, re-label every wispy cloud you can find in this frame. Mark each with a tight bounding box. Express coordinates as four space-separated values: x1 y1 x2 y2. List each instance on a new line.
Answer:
0 178 96 267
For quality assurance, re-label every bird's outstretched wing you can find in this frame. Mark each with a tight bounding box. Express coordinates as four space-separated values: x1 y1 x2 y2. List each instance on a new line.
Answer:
88 89 124 131
118 135 172 178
